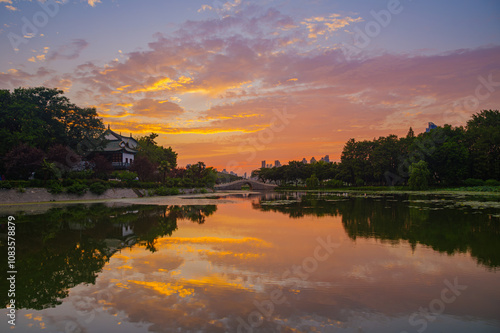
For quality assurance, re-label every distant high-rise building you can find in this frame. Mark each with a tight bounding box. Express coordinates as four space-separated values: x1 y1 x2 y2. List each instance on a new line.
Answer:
302 158 307 164
310 157 317 164
274 160 281 167
426 122 437 133
261 160 266 169
244 172 247 179
324 155 330 163
267 164 272 168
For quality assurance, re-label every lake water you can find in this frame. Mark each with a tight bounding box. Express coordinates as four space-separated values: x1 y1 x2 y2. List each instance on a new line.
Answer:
2 192 500 333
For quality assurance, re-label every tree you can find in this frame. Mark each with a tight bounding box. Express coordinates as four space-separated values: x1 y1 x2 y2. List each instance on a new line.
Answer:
410 125 469 185
306 174 319 188
130 155 158 182
369 135 402 185
0 87 104 154
3 144 45 180
406 127 415 139
340 139 373 184
39 159 62 180
408 161 431 190
137 133 177 168
284 161 305 186
466 110 500 180
312 161 331 183
158 160 173 184
47 144 81 171
0 87 105 177
90 155 113 179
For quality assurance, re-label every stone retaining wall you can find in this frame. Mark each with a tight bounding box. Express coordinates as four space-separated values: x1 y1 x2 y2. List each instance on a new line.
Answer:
0 188 145 204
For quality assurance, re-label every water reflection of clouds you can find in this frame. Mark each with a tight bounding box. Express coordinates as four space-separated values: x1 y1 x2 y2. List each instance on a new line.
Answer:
68 233 276 331
16 201 500 332
79 205 497 331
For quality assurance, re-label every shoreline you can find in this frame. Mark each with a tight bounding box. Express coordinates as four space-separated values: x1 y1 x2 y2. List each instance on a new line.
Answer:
0 188 262 216
2 186 499 206
275 188 500 197
0 187 259 206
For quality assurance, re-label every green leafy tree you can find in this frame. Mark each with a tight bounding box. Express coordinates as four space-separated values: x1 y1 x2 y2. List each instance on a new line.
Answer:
158 160 173 184
369 135 402 185
466 110 500 180
0 87 105 177
137 133 178 168
406 127 415 139
0 87 104 154
284 161 305 186
184 162 217 187
409 160 431 190
306 174 319 188
39 159 62 180
340 139 373 184
409 125 468 185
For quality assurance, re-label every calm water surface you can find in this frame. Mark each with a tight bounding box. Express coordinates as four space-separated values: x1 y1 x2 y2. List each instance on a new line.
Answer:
1 192 499 333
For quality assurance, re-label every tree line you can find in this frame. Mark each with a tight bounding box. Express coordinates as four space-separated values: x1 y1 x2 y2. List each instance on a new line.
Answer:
253 110 500 189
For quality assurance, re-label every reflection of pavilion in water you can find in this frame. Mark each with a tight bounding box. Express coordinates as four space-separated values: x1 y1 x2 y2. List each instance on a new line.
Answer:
68 209 140 256
103 224 138 257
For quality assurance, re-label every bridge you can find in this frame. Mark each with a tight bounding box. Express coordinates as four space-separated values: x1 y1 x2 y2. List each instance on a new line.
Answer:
215 179 278 191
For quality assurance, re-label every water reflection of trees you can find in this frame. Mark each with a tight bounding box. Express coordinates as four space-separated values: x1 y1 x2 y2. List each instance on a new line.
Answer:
0 204 217 310
253 194 500 269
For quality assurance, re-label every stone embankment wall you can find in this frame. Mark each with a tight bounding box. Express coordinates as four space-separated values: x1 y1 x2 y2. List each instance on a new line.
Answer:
0 188 145 204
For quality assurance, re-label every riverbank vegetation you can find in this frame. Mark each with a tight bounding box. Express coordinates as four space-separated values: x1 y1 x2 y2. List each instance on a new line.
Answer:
254 109 500 191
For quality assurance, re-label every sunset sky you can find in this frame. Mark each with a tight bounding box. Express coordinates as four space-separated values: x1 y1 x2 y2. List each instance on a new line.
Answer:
1 0 499 174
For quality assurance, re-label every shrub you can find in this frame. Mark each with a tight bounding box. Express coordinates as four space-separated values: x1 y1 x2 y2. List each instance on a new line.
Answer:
67 170 94 179
62 179 75 187
464 178 485 187
155 187 179 196
484 179 500 186
66 182 88 195
180 178 194 188
306 174 320 188
28 179 45 187
325 179 343 188
0 181 13 189
47 181 63 194
112 171 138 182
8 181 29 188
136 182 158 189
89 182 109 195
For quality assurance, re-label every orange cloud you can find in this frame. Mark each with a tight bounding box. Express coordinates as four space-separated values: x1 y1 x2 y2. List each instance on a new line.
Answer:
128 280 194 297
157 236 272 248
128 76 193 94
